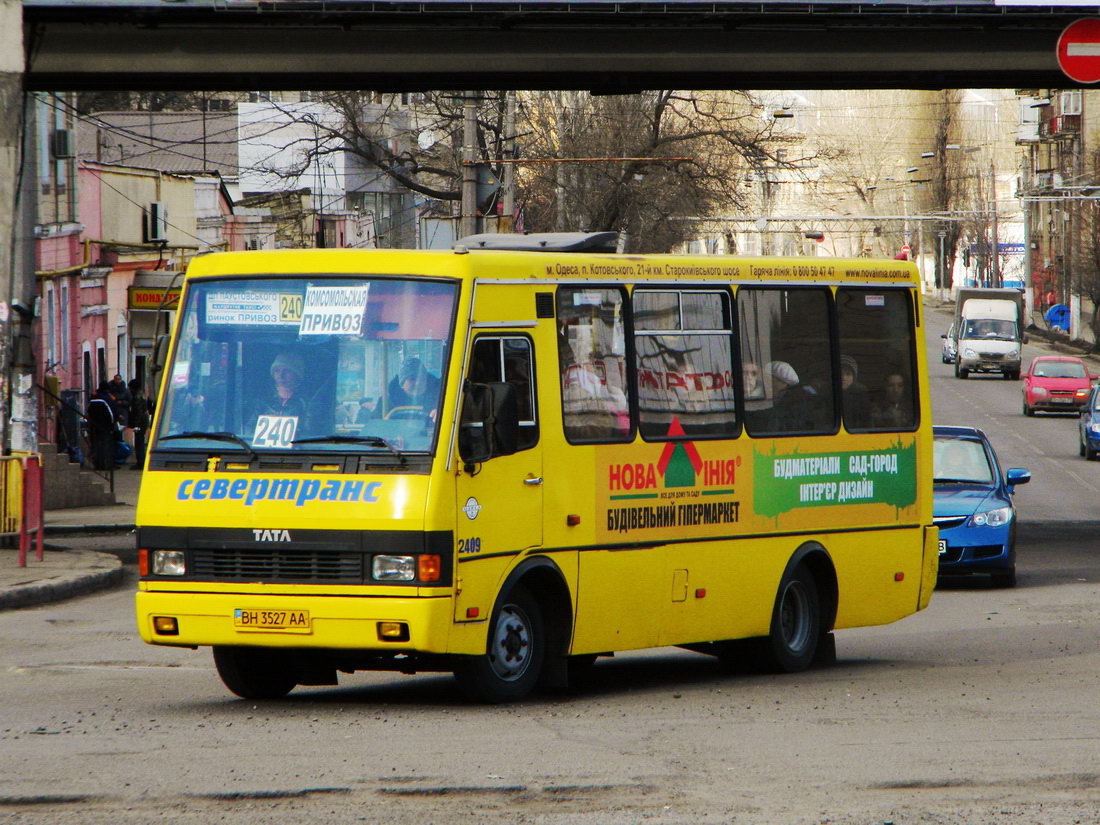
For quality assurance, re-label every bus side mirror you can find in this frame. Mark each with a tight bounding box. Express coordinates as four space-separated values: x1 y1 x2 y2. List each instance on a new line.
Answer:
459 381 520 468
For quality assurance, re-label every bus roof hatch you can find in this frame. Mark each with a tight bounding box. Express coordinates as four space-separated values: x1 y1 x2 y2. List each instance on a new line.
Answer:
455 232 619 253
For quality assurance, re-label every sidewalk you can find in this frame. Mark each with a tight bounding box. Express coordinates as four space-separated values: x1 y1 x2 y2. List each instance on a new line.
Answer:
0 465 140 611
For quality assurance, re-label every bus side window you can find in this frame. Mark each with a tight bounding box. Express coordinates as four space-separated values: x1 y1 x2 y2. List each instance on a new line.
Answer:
633 288 736 440
738 287 836 437
836 288 917 432
468 335 538 451
557 287 632 443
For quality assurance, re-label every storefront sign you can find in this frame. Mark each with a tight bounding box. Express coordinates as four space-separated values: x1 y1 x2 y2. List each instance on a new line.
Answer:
128 286 181 311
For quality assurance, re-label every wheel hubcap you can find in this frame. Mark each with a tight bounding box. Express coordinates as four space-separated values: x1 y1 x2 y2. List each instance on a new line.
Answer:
488 604 531 681
778 581 813 653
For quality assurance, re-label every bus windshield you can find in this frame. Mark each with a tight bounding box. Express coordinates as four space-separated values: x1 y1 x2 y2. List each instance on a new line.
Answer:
153 276 458 455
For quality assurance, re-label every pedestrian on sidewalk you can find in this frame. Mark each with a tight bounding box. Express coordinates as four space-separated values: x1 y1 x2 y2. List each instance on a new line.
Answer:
128 379 151 470
87 382 119 471
108 374 132 430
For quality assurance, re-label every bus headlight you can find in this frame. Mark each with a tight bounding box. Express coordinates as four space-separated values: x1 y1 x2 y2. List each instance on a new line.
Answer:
152 550 187 576
372 555 416 581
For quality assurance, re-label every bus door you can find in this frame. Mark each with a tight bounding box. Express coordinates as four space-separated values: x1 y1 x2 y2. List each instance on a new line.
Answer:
454 334 543 614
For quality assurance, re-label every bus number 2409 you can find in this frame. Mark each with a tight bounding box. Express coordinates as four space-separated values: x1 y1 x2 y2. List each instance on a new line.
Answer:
457 537 482 554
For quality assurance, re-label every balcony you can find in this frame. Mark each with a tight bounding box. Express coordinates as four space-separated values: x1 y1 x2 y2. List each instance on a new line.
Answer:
1039 114 1080 140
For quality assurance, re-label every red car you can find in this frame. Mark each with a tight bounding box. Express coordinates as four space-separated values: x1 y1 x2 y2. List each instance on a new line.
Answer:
1022 355 1094 416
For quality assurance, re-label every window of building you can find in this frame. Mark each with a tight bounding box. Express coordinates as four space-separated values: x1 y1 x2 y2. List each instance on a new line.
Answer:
45 284 56 369
96 343 107 388
633 289 736 440
117 332 127 379
60 282 70 368
557 287 632 443
82 349 93 403
738 287 836 436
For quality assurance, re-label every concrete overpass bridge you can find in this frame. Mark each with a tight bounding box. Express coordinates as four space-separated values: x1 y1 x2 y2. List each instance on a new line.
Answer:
18 1 1095 91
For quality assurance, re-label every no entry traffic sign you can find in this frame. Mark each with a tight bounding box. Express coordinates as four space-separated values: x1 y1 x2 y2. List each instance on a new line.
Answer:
1058 18 1100 84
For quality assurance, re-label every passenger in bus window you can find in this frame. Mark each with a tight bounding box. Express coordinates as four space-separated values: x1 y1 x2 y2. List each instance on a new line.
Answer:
386 357 441 418
840 354 871 429
351 397 376 425
872 372 914 428
335 401 358 426
768 361 815 403
742 361 766 399
768 360 820 431
170 360 221 434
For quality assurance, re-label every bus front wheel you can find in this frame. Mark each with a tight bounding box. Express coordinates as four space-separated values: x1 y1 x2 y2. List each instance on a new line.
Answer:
454 586 545 703
213 646 297 700
764 564 822 673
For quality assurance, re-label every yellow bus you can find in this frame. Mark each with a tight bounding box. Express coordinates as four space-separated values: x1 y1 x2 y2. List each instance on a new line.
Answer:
135 233 938 703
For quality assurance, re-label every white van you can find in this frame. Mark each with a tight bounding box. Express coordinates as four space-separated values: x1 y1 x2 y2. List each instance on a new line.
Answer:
954 298 1023 380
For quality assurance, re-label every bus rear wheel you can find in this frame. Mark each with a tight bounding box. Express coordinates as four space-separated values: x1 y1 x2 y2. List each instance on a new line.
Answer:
213 646 298 700
763 564 822 673
454 586 545 703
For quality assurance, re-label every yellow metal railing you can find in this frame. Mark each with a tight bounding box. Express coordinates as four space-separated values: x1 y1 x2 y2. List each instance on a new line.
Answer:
0 454 44 566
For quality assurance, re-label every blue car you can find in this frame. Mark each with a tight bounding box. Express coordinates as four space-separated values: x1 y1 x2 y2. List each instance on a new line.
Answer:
933 425 1031 588
1078 385 1100 459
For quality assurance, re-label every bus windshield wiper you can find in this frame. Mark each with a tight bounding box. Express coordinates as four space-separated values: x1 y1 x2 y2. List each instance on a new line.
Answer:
159 431 259 460
291 434 406 463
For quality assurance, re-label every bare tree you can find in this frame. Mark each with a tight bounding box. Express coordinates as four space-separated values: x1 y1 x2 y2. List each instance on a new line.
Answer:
924 91 969 290
801 90 919 258
230 90 818 251
250 91 509 204
253 90 800 250
518 91 789 252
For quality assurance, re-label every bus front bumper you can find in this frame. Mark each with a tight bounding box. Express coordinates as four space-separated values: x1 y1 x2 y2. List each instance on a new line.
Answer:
135 590 458 652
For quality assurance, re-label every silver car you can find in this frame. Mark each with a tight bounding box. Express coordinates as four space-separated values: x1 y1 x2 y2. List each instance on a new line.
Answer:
941 321 958 364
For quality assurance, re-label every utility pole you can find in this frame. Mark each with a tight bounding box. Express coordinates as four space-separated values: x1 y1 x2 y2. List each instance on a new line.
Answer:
500 91 516 233
10 94 39 453
990 158 1001 288
460 92 479 238
553 97 566 232
1 0 25 454
938 229 947 291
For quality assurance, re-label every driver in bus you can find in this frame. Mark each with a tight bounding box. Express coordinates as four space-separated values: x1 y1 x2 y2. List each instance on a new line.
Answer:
257 351 311 424
385 357 441 419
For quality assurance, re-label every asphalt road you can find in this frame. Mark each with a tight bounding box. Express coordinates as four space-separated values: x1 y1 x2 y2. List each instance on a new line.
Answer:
1 302 1097 825
925 301 1100 522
